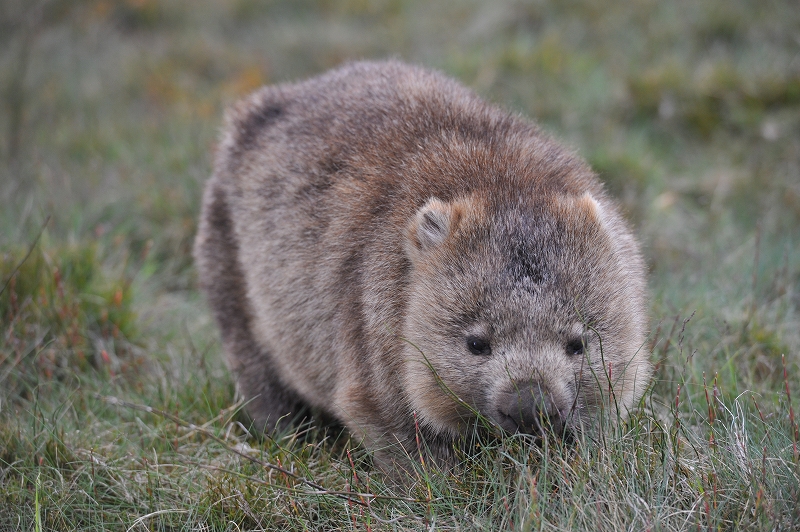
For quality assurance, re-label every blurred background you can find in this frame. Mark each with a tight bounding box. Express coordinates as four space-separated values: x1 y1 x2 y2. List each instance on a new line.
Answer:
1 0 798 422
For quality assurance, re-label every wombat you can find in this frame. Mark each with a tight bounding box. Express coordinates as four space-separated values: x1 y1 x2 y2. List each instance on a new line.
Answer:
194 60 651 467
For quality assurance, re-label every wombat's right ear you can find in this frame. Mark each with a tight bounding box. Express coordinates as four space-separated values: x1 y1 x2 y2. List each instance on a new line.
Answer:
407 198 459 258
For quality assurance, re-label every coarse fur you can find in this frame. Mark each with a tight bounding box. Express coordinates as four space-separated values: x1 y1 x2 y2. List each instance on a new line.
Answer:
194 60 651 468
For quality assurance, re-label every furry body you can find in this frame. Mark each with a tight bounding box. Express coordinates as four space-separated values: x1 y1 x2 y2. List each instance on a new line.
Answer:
194 60 651 464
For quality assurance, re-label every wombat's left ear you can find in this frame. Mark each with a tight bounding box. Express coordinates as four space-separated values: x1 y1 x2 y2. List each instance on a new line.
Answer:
407 197 460 257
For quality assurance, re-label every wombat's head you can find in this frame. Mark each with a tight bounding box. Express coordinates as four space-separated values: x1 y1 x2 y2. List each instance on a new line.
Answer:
401 192 650 442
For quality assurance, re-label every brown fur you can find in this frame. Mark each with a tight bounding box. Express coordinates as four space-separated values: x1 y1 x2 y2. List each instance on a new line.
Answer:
194 60 651 466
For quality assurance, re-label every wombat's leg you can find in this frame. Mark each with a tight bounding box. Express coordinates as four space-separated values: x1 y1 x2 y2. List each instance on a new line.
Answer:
231 339 311 435
196 178 309 435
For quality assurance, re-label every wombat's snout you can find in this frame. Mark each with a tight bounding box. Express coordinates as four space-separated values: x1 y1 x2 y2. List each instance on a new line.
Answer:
496 382 567 437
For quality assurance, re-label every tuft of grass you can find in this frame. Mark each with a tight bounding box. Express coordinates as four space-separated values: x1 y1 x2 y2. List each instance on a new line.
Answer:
1 238 141 403
4 381 799 529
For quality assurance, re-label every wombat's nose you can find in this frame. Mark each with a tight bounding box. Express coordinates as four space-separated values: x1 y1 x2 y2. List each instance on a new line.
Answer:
497 382 565 436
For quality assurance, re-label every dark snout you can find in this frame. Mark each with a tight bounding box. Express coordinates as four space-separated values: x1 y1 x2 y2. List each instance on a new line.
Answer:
495 381 567 438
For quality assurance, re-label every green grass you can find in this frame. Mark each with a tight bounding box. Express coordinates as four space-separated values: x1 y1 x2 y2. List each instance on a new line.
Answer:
1 0 799 529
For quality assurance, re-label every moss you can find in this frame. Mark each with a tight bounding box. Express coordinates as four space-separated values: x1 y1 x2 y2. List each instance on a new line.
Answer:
739 322 791 386
628 58 800 139
0 241 141 399
104 0 181 32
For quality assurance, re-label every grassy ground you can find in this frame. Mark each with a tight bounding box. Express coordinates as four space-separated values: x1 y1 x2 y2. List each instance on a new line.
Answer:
1 0 799 530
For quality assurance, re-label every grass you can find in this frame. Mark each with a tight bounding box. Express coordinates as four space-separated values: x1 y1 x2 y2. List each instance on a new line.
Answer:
1 0 799 529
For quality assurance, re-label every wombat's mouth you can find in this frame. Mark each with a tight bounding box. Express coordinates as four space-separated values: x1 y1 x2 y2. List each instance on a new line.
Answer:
492 381 573 440
494 411 575 444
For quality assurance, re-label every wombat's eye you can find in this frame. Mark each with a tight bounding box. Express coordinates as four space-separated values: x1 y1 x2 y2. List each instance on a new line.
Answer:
466 336 491 356
566 337 585 356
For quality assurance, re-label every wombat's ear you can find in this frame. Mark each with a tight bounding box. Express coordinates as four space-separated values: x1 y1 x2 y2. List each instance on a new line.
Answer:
407 197 459 256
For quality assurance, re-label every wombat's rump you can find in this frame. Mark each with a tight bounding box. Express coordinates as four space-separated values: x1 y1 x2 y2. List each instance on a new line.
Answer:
194 60 651 465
